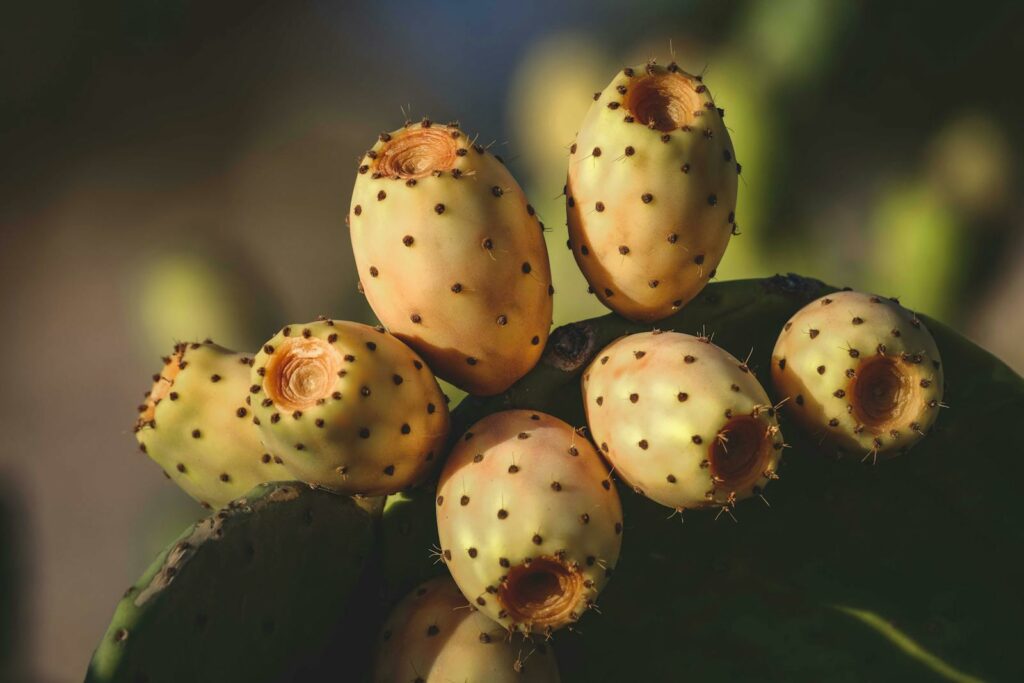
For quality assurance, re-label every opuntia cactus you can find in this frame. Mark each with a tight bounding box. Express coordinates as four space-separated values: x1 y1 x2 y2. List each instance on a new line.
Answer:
349 120 554 396
770 290 944 461
566 61 738 322
582 331 783 513
249 320 450 496
436 410 622 635
85 482 375 683
380 487 445 601
373 576 561 682
135 341 287 509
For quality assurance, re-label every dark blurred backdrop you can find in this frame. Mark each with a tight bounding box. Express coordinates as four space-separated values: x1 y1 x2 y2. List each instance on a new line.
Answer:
1 1 1022 680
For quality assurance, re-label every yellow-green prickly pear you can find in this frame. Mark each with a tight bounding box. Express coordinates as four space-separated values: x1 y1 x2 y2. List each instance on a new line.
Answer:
567 62 738 322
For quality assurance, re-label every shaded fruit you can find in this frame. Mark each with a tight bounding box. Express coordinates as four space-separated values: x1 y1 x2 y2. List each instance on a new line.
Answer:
373 576 560 682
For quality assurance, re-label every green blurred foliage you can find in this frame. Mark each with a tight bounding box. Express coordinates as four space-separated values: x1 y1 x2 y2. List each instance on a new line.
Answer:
867 181 963 320
128 244 286 357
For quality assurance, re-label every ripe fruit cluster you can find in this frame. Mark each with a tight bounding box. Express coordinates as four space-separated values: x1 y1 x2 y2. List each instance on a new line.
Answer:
128 60 944 681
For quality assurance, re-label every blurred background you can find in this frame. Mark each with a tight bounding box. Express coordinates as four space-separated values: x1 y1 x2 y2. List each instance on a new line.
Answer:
1 0 1022 679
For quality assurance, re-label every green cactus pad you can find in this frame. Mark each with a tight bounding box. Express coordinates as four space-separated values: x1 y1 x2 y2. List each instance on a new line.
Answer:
380 487 446 603
451 275 1023 682
85 482 375 683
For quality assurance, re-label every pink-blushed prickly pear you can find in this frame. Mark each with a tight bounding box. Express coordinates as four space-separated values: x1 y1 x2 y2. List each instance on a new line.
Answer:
771 290 944 461
373 576 561 683
582 331 783 513
135 341 287 509
566 62 738 322
436 410 622 635
249 320 450 495
349 121 553 396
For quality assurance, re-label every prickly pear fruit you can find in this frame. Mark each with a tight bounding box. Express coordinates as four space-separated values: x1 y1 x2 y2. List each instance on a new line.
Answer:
566 62 738 322
771 290 944 460
249 320 450 496
349 121 553 396
436 410 622 635
135 341 287 509
582 331 783 512
85 482 375 683
373 576 561 683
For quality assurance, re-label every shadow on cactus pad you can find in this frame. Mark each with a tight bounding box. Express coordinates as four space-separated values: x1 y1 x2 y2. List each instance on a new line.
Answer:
453 275 1022 682
84 483 375 683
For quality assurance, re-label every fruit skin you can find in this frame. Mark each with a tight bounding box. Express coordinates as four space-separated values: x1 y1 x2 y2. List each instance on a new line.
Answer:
135 341 287 509
770 290 944 460
566 61 738 322
85 482 375 683
373 576 561 683
582 331 783 512
250 320 449 496
349 120 553 396
436 410 622 635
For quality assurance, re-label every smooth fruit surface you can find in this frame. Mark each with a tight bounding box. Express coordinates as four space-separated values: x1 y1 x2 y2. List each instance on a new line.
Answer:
567 62 738 322
436 410 622 635
350 121 553 395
